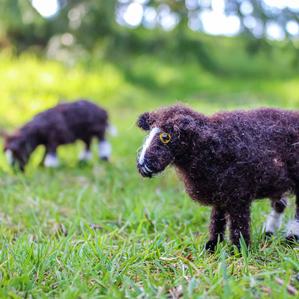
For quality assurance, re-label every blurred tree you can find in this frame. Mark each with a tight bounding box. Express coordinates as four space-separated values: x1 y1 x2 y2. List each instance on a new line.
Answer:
0 0 298 71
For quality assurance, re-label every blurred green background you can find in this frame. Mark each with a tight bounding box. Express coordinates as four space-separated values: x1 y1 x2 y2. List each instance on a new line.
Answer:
1 0 299 132
1 0 299 131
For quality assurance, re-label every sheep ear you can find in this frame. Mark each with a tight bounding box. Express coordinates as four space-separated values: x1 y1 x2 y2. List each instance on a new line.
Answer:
174 115 196 132
136 112 151 131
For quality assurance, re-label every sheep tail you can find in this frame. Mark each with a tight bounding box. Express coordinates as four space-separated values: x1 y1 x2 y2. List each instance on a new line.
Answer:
107 124 118 137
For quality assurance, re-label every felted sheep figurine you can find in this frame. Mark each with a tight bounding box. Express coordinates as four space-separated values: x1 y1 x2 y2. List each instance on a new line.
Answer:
136 103 299 250
1 99 116 171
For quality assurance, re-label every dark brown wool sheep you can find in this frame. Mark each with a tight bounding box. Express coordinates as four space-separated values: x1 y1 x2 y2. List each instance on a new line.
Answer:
136 104 299 250
1 100 116 171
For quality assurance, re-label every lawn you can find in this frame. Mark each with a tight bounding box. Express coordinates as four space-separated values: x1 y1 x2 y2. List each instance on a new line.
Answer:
1 51 299 298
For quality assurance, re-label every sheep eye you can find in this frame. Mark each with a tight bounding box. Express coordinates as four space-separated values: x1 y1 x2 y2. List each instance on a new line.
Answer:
159 133 171 144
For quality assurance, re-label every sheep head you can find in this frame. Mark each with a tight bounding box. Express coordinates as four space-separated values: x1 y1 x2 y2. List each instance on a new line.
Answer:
2 132 30 171
136 105 205 178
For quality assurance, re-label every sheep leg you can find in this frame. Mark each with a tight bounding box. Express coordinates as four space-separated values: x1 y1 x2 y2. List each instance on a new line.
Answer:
44 145 59 168
98 139 111 161
78 140 92 162
265 197 287 236
228 203 251 249
286 191 299 242
205 206 227 251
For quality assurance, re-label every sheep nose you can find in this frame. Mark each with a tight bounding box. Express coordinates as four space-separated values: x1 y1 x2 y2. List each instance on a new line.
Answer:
142 158 149 166
138 158 153 177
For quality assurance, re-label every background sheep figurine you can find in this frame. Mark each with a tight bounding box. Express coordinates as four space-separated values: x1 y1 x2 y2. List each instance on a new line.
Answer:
136 103 299 250
1 99 116 171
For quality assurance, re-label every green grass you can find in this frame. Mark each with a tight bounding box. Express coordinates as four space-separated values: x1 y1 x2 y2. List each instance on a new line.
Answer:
1 52 299 298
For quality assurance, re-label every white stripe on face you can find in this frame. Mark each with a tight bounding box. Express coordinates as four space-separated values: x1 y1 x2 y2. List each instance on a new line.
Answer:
5 150 13 165
139 127 161 164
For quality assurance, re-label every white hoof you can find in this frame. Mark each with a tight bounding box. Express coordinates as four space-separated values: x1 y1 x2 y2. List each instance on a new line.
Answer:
286 220 299 240
265 210 283 234
78 149 93 161
5 149 14 165
44 154 59 167
99 140 111 160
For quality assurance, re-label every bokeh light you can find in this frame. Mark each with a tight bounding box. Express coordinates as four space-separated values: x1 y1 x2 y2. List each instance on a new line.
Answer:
286 20 299 36
30 0 299 39
266 21 286 41
31 0 59 18
123 2 144 27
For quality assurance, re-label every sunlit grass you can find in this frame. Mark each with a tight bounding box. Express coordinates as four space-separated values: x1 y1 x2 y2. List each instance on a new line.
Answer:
0 52 299 297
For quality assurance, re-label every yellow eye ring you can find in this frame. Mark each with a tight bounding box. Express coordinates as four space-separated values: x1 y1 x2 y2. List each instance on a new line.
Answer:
159 133 171 144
